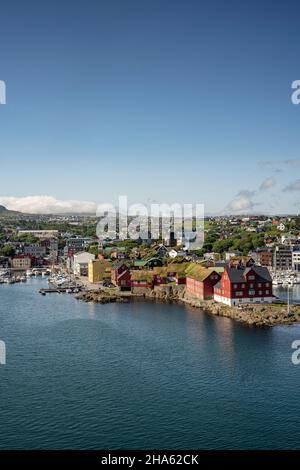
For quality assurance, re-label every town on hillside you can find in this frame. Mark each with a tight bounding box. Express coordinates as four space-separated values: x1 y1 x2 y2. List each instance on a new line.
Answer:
1 209 300 307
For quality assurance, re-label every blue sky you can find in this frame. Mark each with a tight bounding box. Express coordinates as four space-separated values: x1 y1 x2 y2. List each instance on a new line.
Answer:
0 0 300 214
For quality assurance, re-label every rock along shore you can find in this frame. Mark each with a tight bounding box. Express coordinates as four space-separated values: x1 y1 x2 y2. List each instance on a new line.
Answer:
76 285 300 327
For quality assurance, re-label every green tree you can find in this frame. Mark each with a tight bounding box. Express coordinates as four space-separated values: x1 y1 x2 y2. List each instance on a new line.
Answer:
0 245 15 257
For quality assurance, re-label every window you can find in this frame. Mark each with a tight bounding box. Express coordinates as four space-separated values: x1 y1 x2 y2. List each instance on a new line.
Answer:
248 275 255 280
259 290 262 296
242 284 245 288
236 291 243 296
250 283 254 288
266 290 269 295
266 283 269 287
258 283 262 288
249 290 255 295
233 284 237 289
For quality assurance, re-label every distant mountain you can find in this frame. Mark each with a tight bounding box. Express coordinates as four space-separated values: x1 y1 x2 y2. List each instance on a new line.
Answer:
0 205 23 216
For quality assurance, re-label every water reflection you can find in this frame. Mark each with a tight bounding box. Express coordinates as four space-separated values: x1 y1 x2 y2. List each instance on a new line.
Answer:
274 285 300 304
87 302 96 319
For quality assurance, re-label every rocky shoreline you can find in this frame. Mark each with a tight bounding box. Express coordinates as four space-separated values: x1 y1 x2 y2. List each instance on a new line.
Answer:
76 285 300 327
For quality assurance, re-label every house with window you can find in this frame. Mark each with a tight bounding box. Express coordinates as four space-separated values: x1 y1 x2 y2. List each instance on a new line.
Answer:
111 261 131 290
256 248 273 267
131 270 155 290
228 256 255 268
11 255 32 270
213 266 273 306
185 265 221 300
153 263 190 285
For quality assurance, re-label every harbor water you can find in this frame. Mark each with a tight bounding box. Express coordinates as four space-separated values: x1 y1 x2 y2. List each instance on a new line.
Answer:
0 278 300 449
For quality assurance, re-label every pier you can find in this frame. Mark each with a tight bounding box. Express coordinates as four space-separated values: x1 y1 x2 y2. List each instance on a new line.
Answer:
39 286 82 294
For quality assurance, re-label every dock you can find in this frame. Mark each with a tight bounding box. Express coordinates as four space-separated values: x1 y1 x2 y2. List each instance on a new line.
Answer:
39 286 82 294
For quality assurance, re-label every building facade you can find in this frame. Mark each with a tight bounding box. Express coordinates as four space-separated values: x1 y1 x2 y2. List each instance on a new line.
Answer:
111 262 131 290
273 246 292 271
88 260 111 283
186 267 221 300
73 252 95 276
24 244 46 258
257 248 273 267
292 248 300 272
11 256 32 270
213 266 273 306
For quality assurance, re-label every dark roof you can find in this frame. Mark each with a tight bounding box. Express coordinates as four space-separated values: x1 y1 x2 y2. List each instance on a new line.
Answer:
252 266 272 282
226 266 272 283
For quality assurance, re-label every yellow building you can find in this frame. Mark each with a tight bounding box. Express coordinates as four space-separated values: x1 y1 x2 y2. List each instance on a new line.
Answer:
88 260 111 284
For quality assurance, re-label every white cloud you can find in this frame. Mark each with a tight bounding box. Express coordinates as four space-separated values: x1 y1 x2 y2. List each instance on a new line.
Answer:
226 190 257 213
259 177 276 191
0 195 97 214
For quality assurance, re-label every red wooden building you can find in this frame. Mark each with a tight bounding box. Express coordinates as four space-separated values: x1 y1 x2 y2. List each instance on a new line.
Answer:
111 262 131 290
186 266 221 300
213 266 273 306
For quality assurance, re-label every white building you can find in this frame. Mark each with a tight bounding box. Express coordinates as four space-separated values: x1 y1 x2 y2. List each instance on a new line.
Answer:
225 251 241 261
292 249 300 272
73 252 95 276
277 223 286 232
204 252 220 261
168 249 178 259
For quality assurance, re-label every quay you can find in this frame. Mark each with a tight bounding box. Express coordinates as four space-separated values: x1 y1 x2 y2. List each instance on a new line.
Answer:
39 286 83 294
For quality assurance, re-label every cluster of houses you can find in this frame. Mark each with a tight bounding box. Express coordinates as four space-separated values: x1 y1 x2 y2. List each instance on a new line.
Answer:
0 230 59 269
65 249 274 307
207 242 300 273
0 220 287 307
